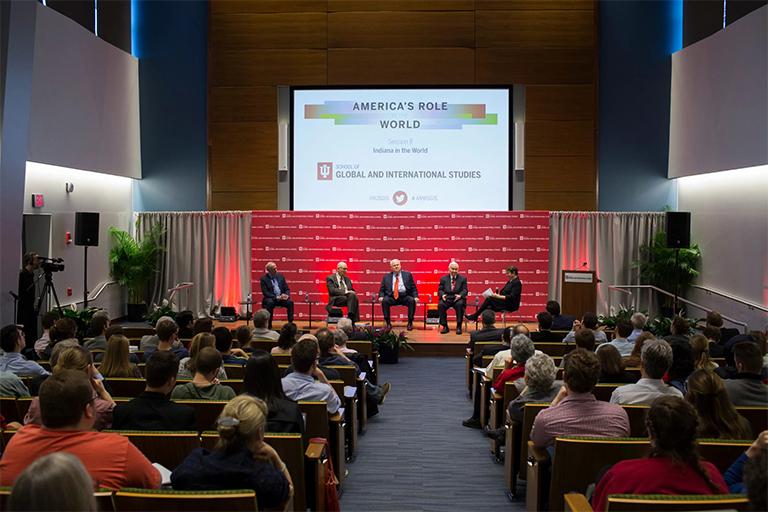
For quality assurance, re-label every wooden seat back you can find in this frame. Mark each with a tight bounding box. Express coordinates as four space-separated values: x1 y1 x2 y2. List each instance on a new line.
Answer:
272 353 292 366
533 342 573 357
174 400 228 433
114 488 257 511
605 494 749 512
623 405 649 437
346 340 373 358
325 365 357 387
248 340 276 352
0 398 20 423
107 430 200 469
222 364 246 380
593 383 621 402
0 487 114 512
104 378 146 397
298 401 330 441
735 406 768 434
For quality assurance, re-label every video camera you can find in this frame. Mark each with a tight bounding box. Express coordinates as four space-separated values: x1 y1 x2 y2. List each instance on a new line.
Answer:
39 257 65 273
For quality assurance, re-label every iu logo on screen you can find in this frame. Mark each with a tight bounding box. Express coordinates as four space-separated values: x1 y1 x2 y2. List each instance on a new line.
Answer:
317 162 333 180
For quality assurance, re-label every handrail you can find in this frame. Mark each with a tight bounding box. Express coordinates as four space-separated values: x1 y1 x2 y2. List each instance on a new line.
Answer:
61 281 118 309
608 284 748 333
689 285 768 313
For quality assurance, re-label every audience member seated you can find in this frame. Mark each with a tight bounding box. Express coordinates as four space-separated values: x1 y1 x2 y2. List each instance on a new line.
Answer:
530 349 630 447
685 369 752 439
463 333 534 429
33 310 59 358
724 430 768 493
270 322 298 355
98 335 142 378
596 320 634 357
744 440 767 512
213 326 248 366
83 314 110 351
177 333 226 380
337 317 369 341
627 312 647 343
0 369 160 489
611 338 682 404
562 312 607 344
192 316 214 336
705 310 740 350
558 328 597 369
597 344 637 383
94 325 132 363
139 315 174 351
546 300 575 331
172 347 235 401
0 324 50 378
530 311 567 343
112 351 197 431
251 309 279 341
623 331 655 368
690 334 719 370
591 396 728 512
144 318 190 361
234 325 252 350
45 318 79 364
723 342 768 406
703 325 724 357
333 329 375 376
663 315 691 345
243 351 304 435
176 310 195 339
667 338 695 394
171 395 292 509
25 346 115 430
483 325 531 377
8 452 98 511
468 310 505 351
281 337 341 414
0 370 30 398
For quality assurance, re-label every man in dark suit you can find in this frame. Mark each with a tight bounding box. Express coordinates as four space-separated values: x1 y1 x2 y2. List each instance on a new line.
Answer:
378 259 418 330
112 350 196 431
466 265 522 321
438 261 468 335
468 309 505 352
259 261 294 329
546 300 576 331
530 311 567 342
325 261 359 324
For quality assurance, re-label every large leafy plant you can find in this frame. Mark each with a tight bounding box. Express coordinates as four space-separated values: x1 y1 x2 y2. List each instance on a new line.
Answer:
364 326 414 352
108 222 165 304
634 231 701 298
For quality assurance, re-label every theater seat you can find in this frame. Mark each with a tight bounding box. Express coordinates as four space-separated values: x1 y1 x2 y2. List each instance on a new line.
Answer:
113 488 257 512
105 430 200 470
564 492 749 512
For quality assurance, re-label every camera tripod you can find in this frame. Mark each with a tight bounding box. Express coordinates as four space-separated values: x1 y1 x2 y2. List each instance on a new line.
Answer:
36 270 64 315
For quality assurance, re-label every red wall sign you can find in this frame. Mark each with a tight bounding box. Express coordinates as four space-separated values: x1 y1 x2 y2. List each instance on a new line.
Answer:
251 211 550 323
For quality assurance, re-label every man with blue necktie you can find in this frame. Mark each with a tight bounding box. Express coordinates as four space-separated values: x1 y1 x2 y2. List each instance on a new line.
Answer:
378 259 418 330
259 262 294 329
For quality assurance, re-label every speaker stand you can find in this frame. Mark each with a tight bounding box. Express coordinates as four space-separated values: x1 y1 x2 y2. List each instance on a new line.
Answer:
672 248 680 316
83 246 89 308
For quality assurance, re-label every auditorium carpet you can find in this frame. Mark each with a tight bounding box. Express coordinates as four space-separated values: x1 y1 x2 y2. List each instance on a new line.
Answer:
339 356 527 512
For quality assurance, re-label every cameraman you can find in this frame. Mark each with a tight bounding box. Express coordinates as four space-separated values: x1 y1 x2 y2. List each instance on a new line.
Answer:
17 253 40 345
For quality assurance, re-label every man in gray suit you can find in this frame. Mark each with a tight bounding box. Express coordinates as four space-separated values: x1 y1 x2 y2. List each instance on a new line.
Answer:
326 262 359 324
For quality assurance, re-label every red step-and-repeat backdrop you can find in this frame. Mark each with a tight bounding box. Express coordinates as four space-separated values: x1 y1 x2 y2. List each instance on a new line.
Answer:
251 211 550 324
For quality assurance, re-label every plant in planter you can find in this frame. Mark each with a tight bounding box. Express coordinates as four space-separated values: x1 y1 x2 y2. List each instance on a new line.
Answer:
365 326 414 364
634 231 701 315
597 305 645 330
108 222 165 322
145 299 177 326
60 307 100 341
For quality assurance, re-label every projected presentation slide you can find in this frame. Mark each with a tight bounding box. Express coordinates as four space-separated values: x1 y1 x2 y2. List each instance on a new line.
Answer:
292 88 510 211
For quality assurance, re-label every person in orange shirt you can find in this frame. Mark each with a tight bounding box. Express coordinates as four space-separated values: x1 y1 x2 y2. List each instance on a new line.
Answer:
0 369 160 490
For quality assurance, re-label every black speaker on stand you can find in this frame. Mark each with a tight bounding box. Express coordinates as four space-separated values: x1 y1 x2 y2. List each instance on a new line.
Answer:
665 211 691 316
75 212 99 308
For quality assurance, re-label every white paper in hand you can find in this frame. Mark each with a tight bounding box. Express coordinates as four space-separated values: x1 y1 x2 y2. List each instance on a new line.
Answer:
152 462 172 485
482 287 494 298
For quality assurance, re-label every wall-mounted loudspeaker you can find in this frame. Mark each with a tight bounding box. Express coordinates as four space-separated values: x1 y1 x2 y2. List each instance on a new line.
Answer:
75 212 99 247
665 211 691 249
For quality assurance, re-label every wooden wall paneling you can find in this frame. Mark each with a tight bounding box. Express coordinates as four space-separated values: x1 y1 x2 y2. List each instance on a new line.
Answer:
209 122 278 192
210 50 327 86
525 85 594 120
328 48 475 84
328 0 474 11
210 86 278 122
476 0 593 10
476 48 594 84
476 9 594 48
525 191 596 211
210 0 329 15
210 191 278 210
525 156 595 192
328 11 475 48
525 120 594 156
211 13 328 50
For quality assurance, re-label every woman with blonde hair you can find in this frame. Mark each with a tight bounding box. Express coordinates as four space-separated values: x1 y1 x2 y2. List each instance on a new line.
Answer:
24 346 116 430
690 334 718 370
685 369 752 439
172 395 293 510
98 335 142 378
8 452 97 511
178 332 227 380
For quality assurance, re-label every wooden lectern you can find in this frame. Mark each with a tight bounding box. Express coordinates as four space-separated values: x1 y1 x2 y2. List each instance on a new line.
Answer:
561 270 597 321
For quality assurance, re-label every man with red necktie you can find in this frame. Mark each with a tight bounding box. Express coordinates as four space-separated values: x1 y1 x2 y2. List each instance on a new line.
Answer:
378 259 418 330
437 261 468 335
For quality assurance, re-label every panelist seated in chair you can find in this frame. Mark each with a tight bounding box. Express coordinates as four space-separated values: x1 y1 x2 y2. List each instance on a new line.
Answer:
438 261 468 335
466 266 522 321
259 261 294 329
378 259 419 331
326 261 360 324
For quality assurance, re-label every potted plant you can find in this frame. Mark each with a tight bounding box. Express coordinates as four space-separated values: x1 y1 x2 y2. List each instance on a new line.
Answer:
365 326 414 364
108 222 165 322
634 231 701 316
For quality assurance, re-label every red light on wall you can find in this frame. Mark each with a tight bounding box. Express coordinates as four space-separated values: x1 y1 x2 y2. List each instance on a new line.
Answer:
66 287 73 296
65 231 72 245
31 194 44 208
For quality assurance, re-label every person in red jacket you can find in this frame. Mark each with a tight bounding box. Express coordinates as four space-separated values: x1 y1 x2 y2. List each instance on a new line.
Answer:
592 396 728 512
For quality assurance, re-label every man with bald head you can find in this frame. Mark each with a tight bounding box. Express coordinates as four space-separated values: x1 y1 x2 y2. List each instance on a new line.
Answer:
326 262 359 324
438 262 468 335
259 262 293 329
378 259 418 330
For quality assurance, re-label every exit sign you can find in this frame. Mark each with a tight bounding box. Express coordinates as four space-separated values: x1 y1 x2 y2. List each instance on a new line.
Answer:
31 194 44 208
